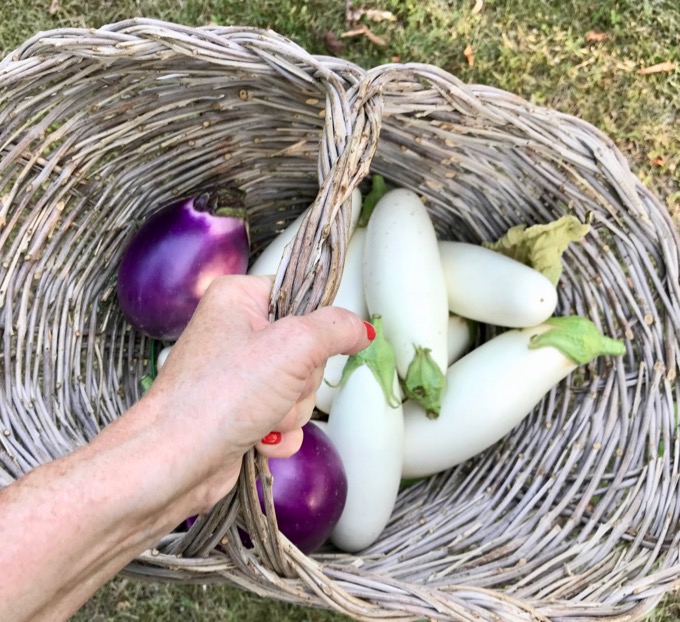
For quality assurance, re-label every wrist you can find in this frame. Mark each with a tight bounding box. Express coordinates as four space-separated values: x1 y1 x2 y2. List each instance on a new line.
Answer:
91 390 242 529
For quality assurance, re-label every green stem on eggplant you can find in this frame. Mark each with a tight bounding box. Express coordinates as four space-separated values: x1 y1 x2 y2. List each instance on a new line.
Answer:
335 315 401 408
357 175 388 228
528 315 626 364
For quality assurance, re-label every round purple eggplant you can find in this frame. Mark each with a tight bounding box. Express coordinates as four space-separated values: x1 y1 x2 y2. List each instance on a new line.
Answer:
116 188 249 340
256 422 347 555
185 423 347 556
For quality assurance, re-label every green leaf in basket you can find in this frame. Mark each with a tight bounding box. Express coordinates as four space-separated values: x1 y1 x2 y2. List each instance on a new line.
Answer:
139 374 154 394
483 214 591 285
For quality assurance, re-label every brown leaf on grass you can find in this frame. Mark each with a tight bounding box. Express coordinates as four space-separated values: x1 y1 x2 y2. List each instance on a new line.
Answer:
364 9 397 23
340 25 386 47
341 26 368 38
49 0 60 14
649 155 666 167
471 0 484 15
346 3 362 24
585 30 608 42
346 7 397 24
639 61 675 75
363 28 387 47
323 31 345 56
464 43 475 67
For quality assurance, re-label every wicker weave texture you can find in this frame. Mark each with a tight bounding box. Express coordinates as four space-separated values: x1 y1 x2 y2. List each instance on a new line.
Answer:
1 20 679 621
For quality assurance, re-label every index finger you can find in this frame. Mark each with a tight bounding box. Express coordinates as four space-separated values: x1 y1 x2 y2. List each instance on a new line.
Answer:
271 306 373 370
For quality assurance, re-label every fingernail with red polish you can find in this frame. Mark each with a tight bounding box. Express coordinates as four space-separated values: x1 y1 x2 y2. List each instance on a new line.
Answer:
261 431 282 445
364 321 376 341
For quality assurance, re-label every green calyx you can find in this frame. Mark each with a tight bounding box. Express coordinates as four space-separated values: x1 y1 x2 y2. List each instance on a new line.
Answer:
336 315 401 408
197 187 247 220
528 315 626 365
357 174 388 228
214 206 247 219
402 346 447 419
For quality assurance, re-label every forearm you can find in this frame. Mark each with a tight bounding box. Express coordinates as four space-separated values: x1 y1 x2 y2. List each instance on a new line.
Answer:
0 394 214 622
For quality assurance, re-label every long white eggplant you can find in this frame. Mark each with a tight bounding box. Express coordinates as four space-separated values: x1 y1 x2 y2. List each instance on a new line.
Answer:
363 188 449 417
327 316 403 553
156 345 173 371
402 316 625 479
316 228 369 414
439 241 558 328
447 314 476 367
248 188 362 276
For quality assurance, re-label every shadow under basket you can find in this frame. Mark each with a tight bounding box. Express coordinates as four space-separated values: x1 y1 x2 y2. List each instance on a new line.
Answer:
1 19 679 622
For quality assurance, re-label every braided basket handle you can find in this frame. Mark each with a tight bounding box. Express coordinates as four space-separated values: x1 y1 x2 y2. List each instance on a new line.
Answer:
268 69 384 320
237 64 388 577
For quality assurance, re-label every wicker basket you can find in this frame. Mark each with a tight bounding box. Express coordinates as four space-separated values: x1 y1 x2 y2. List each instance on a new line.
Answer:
1 19 679 621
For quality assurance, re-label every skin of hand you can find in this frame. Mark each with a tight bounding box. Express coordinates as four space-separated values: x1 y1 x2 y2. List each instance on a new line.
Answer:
145 274 372 509
0 274 371 622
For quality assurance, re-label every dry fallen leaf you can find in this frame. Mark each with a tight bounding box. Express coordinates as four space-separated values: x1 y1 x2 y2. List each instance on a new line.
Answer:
649 155 666 166
363 28 387 47
49 0 60 14
341 26 368 38
365 9 397 23
585 30 608 42
346 2 361 25
464 43 475 67
639 61 675 75
323 31 345 56
471 0 484 15
340 25 386 47
347 7 396 24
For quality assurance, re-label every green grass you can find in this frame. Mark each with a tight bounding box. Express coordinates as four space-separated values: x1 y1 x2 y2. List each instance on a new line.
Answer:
1 0 678 222
68 579 353 622
1 1 678 620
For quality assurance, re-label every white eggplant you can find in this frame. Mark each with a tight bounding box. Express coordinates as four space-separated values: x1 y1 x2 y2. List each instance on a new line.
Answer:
156 345 173 372
327 316 403 553
447 314 476 367
363 188 449 417
438 241 558 328
402 316 625 479
249 188 362 276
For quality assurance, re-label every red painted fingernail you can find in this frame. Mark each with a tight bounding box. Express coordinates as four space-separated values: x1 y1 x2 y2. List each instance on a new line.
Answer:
364 321 376 341
261 431 282 445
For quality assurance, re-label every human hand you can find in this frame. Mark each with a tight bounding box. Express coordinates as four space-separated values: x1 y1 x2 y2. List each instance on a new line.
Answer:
0 274 372 622
142 274 372 512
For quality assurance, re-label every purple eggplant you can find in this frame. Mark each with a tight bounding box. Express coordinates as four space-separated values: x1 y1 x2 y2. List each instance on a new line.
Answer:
254 422 348 554
185 423 347 555
116 189 249 340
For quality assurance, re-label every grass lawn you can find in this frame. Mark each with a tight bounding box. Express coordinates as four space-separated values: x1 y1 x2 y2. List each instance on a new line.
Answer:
1 1 678 620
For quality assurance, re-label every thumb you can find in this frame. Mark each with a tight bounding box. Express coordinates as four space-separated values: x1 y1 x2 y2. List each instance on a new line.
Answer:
270 306 374 368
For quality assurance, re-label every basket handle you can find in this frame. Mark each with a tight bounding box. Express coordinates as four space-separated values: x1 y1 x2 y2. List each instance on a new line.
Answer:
267 73 384 321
